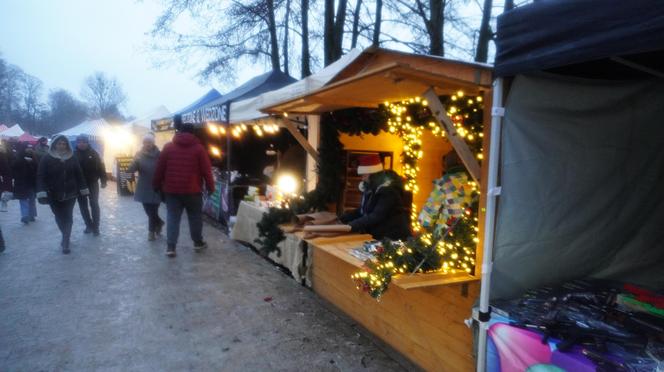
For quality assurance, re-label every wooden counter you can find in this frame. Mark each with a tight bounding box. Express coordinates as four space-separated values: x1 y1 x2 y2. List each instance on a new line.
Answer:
307 237 479 372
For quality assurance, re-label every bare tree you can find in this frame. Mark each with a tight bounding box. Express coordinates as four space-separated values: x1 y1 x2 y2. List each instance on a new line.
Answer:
21 74 45 133
351 0 364 48
282 0 292 75
324 0 349 65
372 0 383 46
45 89 89 134
81 72 127 121
0 58 23 124
474 0 493 62
301 0 311 77
150 0 287 83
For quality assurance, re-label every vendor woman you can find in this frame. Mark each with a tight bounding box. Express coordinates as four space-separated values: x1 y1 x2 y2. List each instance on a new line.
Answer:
340 154 411 240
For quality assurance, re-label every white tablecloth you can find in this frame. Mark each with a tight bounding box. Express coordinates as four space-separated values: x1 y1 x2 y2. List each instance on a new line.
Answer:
231 201 309 284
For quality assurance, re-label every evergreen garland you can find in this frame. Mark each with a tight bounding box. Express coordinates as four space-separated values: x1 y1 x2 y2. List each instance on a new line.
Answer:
254 190 328 256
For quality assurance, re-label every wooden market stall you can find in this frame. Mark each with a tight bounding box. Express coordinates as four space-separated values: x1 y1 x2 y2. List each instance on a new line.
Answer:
259 47 493 371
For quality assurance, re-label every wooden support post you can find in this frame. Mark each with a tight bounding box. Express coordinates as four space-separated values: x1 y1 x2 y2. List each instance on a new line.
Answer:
283 116 320 163
423 88 481 183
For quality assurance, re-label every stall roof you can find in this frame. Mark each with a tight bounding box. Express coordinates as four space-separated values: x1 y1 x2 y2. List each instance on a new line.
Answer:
229 48 363 123
262 47 493 114
129 105 171 129
210 70 296 107
59 119 111 138
175 89 222 115
495 0 664 77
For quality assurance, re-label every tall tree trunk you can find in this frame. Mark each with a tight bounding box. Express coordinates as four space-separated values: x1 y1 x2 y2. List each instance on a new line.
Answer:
301 0 311 77
351 0 363 48
429 0 445 56
504 0 514 11
332 0 349 61
267 0 281 71
283 0 291 75
474 0 492 62
324 0 335 65
372 0 383 46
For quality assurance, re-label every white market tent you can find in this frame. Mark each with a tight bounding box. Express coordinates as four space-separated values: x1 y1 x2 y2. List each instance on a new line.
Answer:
0 124 25 138
128 105 170 130
59 118 111 139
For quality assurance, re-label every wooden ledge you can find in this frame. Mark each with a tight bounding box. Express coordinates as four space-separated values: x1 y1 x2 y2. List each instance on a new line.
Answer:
307 237 480 290
393 272 479 290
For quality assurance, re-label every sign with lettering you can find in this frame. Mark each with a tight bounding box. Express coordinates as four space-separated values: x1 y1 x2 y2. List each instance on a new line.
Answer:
115 156 135 196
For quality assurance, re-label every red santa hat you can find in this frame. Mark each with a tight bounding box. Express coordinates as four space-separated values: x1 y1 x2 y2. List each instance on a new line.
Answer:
357 154 383 175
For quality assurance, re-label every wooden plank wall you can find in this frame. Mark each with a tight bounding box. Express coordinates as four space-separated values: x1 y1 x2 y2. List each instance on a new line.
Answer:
311 246 479 371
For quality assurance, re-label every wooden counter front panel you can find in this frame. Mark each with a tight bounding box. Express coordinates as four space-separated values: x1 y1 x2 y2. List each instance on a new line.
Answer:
310 246 479 371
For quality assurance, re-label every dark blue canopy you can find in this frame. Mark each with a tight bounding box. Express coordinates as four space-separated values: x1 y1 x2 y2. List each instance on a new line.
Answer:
495 0 664 78
217 69 296 105
175 89 223 115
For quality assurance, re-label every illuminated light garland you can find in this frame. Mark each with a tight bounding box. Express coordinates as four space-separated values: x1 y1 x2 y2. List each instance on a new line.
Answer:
352 91 484 299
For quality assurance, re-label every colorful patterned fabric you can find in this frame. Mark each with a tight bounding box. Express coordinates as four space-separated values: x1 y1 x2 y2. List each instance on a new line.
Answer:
418 171 473 234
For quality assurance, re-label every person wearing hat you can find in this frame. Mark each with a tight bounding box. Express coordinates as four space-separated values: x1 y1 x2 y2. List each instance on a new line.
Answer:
127 133 164 241
339 154 411 240
153 115 214 257
74 134 107 236
36 135 89 253
34 136 50 161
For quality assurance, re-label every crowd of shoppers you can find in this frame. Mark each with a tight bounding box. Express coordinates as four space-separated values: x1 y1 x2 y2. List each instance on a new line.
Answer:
1 114 214 257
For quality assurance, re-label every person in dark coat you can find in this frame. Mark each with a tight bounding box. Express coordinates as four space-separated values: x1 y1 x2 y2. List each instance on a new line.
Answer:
74 134 107 236
37 135 89 254
153 116 214 257
340 154 411 241
127 133 164 241
0 140 12 213
0 141 11 252
11 143 38 224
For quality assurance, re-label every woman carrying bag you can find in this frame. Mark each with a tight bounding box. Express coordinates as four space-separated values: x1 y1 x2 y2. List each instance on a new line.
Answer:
127 133 164 241
36 135 89 254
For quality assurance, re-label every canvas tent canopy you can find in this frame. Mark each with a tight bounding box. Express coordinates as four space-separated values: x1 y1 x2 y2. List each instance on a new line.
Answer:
59 118 111 138
0 124 25 137
476 2 664 370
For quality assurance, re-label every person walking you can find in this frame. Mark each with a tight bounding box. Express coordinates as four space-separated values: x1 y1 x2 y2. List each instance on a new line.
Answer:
127 133 164 241
74 134 107 236
11 144 38 224
153 116 214 257
0 143 11 252
36 135 89 254
0 140 12 212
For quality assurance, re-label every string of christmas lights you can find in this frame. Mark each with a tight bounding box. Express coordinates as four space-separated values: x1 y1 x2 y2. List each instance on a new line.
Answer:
353 91 485 299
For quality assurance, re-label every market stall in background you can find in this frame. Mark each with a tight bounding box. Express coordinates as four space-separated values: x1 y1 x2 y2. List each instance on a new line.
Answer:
475 2 664 371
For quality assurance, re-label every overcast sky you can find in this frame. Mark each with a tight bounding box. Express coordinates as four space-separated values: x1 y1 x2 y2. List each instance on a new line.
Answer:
0 0 215 118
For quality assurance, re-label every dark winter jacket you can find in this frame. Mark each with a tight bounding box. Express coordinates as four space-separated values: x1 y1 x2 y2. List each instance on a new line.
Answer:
0 148 11 193
128 146 161 204
74 146 107 187
152 132 214 194
340 171 411 240
37 135 89 202
11 148 38 199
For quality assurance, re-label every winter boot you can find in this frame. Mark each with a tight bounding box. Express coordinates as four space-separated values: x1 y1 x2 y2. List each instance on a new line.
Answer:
166 244 176 257
83 226 92 234
194 241 208 252
61 241 70 255
148 231 156 241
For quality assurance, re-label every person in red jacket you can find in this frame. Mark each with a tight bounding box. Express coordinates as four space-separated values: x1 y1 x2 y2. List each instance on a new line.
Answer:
153 115 214 257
